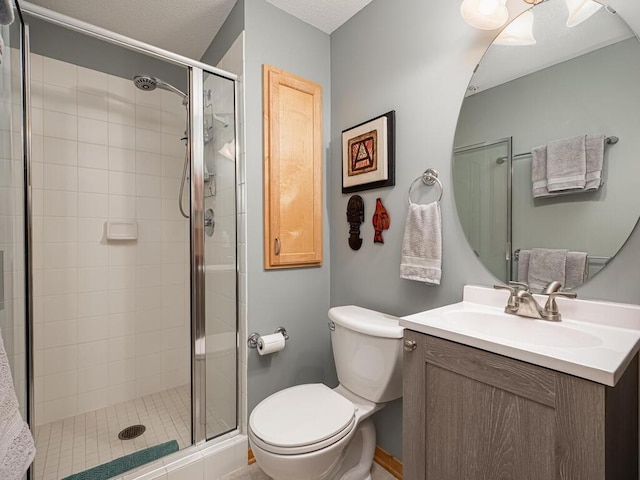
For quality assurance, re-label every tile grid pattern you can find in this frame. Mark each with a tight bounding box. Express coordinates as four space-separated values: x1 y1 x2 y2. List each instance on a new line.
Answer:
33 384 233 480
30 52 191 426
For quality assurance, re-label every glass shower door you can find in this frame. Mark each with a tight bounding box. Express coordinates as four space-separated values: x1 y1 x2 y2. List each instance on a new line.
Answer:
0 0 28 423
453 139 511 282
201 70 237 440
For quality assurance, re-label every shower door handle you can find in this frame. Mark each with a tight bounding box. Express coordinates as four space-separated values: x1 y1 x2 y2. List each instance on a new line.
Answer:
274 237 281 256
0 251 3 311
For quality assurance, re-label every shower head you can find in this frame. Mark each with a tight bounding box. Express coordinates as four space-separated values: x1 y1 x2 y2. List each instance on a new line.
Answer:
133 75 188 103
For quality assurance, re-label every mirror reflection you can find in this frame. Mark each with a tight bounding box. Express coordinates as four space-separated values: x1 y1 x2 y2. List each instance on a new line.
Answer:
453 0 640 291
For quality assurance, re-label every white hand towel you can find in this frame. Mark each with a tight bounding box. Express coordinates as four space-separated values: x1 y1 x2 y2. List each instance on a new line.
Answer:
400 202 441 285
546 135 586 192
531 145 550 198
528 248 568 293
0 330 35 480
584 135 605 191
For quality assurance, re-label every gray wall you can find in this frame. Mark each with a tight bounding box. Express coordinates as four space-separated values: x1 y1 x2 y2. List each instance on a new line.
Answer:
26 15 187 91
331 0 640 459
243 0 335 414
200 0 244 67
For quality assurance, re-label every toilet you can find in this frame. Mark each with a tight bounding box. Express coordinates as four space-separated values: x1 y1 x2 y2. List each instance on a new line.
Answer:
249 305 404 480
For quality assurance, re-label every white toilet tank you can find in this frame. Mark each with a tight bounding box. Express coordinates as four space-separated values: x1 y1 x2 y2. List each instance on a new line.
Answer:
329 306 404 403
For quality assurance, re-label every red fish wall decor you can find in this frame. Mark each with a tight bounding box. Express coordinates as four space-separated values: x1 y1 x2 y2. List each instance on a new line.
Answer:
372 198 390 244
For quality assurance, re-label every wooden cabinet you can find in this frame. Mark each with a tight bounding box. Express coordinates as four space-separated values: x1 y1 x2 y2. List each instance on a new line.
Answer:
263 65 323 269
403 330 638 480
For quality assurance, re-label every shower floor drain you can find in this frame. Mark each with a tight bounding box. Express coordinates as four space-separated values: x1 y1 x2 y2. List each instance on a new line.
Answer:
118 425 146 440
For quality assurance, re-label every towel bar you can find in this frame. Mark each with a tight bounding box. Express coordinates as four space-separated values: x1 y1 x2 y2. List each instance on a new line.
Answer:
408 168 443 204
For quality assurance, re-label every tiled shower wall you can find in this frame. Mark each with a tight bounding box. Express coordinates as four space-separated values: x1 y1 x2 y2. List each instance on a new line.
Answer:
30 53 190 425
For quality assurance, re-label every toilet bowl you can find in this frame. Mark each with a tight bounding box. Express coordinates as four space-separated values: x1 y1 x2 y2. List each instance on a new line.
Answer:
249 306 404 480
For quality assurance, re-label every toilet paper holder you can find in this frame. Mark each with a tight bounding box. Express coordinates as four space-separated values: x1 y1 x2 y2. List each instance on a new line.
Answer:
248 327 290 348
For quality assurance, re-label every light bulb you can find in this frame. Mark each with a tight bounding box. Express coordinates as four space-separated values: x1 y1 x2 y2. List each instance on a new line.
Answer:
566 0 603 27
494 10 536 46
460 0 509 30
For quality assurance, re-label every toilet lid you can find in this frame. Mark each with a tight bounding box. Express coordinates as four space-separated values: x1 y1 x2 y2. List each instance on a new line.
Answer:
250 384 355 448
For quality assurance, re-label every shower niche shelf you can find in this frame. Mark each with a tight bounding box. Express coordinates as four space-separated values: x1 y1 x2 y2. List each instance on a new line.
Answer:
105 220 138 241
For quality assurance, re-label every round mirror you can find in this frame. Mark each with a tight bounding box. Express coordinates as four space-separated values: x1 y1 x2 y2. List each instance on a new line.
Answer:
453 0 640 292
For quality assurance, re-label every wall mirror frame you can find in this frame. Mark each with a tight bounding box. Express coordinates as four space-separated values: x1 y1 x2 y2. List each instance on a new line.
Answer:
452 0 640 291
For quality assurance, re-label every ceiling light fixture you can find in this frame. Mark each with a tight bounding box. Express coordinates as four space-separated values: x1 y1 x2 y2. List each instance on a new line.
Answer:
460 0 509 30
565 0 603 27
494 10 536 45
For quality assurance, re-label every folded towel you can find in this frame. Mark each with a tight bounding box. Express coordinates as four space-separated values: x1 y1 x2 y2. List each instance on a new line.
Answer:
531 145 550 198
517 250 530 284
584 135 605 191
546 135 586 192
0 330 35 480
528 248 568 293
400 202 442 285
565 251 588 289
0 0 13 26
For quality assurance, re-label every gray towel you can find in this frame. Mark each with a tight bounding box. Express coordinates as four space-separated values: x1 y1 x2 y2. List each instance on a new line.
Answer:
528 248 568 293
517 250 530 284
0 0 13 26
400 202 442 285
546 135 586 192
584 135 605 191
531 145 550 198
565 251 588 289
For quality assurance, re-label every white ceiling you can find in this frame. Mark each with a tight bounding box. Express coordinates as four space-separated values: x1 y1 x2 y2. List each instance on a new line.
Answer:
23 0 373 60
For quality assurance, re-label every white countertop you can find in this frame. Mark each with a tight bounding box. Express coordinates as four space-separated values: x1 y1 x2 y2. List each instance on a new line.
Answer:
400 285 640 386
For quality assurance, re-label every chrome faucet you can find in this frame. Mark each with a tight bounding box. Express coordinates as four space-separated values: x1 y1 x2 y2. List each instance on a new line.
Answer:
494 281 577 321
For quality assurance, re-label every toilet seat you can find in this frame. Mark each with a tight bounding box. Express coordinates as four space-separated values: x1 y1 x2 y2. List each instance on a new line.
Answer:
249 384 356 455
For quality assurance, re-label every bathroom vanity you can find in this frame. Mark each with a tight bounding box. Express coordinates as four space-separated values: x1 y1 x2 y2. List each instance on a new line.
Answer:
401 286 640 480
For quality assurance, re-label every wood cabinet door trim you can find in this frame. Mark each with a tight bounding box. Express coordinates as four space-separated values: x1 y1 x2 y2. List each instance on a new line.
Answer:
263 64 323 269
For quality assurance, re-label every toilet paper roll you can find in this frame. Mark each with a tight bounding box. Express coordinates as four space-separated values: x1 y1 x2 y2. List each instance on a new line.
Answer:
257 333 286 355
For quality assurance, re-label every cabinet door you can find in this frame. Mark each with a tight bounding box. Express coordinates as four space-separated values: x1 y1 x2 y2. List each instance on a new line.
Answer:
402 331 633 480
263 65 323 269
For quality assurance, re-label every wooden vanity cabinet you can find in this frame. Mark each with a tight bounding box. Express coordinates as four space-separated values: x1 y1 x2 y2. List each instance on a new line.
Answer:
403 330 638 480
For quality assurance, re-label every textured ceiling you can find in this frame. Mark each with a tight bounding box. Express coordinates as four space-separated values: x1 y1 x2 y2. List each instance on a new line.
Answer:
266 0 373 34
23 0 373 61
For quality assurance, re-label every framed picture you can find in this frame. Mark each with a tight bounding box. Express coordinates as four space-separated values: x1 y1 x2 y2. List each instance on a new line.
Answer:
342 110 395 194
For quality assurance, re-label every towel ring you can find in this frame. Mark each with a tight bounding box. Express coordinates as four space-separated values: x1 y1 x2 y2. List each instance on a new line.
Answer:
408 168 443 205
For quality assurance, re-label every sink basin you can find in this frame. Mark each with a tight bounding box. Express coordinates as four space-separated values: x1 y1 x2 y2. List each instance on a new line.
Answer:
399 285 640 386
442 310 603 349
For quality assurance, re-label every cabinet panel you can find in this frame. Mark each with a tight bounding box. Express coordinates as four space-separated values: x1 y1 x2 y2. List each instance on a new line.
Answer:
403 330 638 480
263 65 322 269
426 364 555 480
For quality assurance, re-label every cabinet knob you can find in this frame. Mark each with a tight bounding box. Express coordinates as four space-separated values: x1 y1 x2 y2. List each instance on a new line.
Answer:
404 340 417 352
274 237 281 256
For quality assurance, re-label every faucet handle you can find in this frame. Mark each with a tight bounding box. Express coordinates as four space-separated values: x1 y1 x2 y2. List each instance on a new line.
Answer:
543 290 577 321
542 281 563 294
509 281 530 292
494 283 525 312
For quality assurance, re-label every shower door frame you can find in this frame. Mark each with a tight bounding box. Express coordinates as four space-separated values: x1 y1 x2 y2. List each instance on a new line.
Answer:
453 137 513 281
17 0 240 454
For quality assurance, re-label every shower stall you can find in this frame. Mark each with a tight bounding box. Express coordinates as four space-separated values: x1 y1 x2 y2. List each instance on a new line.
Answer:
1 1 244 479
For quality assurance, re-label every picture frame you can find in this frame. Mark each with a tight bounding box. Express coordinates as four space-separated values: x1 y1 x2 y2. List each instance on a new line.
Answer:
342 110 395 194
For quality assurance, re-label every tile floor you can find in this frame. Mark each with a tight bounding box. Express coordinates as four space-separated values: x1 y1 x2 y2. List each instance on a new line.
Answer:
220 462 397 480
33 384 233 480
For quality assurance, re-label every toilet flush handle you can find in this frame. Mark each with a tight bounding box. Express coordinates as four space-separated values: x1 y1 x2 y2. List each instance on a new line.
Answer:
328 321 335 331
